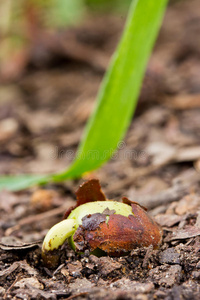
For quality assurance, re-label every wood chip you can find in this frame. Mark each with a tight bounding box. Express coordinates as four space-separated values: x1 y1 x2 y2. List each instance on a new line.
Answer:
165 226 200 242
155 214 183 227
0 262 20 277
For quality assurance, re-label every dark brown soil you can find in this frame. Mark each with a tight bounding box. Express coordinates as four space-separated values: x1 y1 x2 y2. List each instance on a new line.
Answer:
1 0 200 299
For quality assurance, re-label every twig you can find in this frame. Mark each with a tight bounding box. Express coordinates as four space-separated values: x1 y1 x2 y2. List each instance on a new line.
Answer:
3 274 21 299
142 245 153 268
65 292 88 300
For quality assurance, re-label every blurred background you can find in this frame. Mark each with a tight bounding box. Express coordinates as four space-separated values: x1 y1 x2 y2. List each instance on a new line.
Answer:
0 0 200 199
0 0 131 80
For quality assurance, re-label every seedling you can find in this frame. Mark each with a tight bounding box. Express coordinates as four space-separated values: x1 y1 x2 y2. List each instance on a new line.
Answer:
42 179 162 268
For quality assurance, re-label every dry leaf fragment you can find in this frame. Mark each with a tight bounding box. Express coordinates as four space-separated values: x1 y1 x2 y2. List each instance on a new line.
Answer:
64 179 106 218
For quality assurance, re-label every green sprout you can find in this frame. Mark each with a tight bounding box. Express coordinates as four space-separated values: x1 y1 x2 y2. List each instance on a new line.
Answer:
42 201 133 251
42 219 76 252
42 180 163 268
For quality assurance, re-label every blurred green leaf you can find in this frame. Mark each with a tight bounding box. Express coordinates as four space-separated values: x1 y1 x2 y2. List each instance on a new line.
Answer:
0 0 168 191
0 175 49 191
46 0 84 28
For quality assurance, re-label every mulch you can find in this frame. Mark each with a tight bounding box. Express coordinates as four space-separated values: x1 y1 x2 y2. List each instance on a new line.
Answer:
1 0 200 299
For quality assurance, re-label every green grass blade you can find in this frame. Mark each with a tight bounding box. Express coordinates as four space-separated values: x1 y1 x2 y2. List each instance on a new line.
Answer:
0 0 168 191
54 0 168 180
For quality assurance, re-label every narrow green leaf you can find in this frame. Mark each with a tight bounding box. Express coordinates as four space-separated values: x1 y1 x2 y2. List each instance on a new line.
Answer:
0 0 168 191
0 175 49 191
54 0 168 180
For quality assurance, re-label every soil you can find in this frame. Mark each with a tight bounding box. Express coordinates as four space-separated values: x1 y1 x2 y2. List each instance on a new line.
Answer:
1 0 200 299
